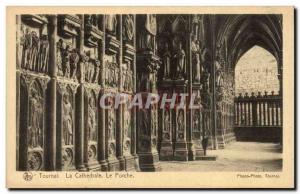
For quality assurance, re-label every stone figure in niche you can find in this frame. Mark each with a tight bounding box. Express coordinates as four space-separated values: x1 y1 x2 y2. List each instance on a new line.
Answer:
164 110 170 133
105 55 118 87
201 68 210 93
215 60 222 87
84 51 94 82
105 15 117 36
193 111 200 132
191 36 201 82
86 14 98 27
79 51 89 81
28 87 42 148
20 30 40 71
63 93 73 145
177 110 184 139
123 15 134 42
124 108 131 139
140 14 157 51
87 97 96 141
140 109 149 135
108 110 115 140
20 27 31 69
56 39 64 76
62 45 71 78
69 49 79 79
29 31 39 71
56 39 73 78
152 108 157 136
38 34 49 73
174 42 186 79
93 59 100 84
162 42 171 79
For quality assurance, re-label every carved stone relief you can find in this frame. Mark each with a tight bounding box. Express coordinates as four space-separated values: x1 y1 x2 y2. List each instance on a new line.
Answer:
20 24 49 73
28 81 43 148
87 96 97 142
105 15 117 36
62 91 73 146
163 109 171 141
56 39 79 79
104 54 119 88
176 109 185 140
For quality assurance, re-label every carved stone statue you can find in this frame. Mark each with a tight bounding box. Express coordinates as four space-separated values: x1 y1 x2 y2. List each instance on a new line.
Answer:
56 39 64 76
38 34 49 73
21 27 31 69
140 14 157 51
87 98 96 141
108 110 115 140
177 110 184 139
201 68 210 93
93 59 100 84
86 14 98 27
162 42 171 79
63 93 73 145
62 44 71 78
105 15 117 36
164 110 170 133
191 36 201 82
29 86 42 148
174 42 186 79
124 108 131 139
84 51 94 82
193 111 200 132
28 31 39 71
69 49 79 79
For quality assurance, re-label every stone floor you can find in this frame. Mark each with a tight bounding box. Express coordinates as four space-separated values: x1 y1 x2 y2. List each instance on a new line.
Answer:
160 141 282 172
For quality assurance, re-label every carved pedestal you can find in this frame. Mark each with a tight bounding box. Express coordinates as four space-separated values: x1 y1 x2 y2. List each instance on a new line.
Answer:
173 81 189 161
158 82 174 161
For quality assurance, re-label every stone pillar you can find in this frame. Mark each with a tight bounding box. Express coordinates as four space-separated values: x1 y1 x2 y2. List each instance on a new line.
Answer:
46 15 57 170
173 83 189 161
211 16 218 150
131 15 140 171
75 16 87 171
159 90 174 161
99 16 109 171
136 59 161 171
136 14 161 171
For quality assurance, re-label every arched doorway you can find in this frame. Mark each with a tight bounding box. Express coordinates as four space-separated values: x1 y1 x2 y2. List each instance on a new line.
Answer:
235 45 280 96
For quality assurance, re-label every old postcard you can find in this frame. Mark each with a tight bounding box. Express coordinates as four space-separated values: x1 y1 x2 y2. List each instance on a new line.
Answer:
6 6 294 188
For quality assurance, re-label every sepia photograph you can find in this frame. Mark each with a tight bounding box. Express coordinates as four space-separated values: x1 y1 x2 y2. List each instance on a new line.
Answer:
6 6 294 189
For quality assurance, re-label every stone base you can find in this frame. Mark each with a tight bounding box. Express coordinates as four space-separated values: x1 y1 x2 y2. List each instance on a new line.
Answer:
217 135 225 149
107 157 120 171
138 152 161 172
188 143 204 161
174 141 188 161
76 164 88 171
124 154 136 171
117 156 126 171
159 141 173 161
196 155 218 161
99 160 109 171
133 155 141 171
86 160 101 171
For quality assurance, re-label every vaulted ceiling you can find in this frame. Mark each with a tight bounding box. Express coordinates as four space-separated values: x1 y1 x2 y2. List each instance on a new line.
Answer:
215 15 282 69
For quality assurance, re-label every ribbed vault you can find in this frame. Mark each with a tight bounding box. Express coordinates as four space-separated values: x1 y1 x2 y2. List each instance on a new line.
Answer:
216 15 282 70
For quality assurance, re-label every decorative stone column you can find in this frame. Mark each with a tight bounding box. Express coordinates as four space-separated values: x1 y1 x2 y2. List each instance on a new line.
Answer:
136 14 161 171
121 14 138 171
17 14 50 171
81 14 103 171
173 84 189 161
